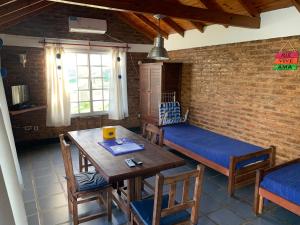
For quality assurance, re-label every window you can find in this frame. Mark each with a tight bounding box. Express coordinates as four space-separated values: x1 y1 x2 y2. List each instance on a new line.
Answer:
64 51 112 116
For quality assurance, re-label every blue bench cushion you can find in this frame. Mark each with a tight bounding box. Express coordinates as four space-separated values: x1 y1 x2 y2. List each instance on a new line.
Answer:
130 195 190 225
260 163 300 205
163 123 266 169
75 172 109 192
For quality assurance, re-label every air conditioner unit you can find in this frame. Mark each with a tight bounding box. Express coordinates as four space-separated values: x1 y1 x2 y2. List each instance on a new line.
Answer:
69 16 107 34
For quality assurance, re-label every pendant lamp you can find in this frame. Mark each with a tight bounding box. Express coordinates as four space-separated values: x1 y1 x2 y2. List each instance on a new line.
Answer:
147 14 169 60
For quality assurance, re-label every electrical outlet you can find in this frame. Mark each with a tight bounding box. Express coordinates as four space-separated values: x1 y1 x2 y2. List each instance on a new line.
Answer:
137 113 141 118
33 126 39 131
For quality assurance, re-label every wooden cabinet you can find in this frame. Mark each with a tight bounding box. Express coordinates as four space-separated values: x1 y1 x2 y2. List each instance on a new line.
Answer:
139 62 182 125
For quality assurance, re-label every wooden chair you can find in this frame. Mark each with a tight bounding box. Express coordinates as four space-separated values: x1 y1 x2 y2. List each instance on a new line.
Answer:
141 123 164 192
130 165 204 225
59 134 112 225
142 123 164 146
79 152 92 172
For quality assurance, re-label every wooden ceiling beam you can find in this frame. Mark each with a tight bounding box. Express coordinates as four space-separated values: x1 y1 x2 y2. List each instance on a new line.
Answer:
0 1 55 29
162 17 185 37
174 0 204 33
47 0 261 28
0 0 17 7
291 0 300 13
133 13 169 39
199 0 224 12
0 0 41 17
117 12 155 41
190 21 204 33
199 0 228 28
238 0 260 17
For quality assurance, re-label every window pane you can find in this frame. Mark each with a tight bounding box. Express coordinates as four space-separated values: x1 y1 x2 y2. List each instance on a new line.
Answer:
91 67 101 78
102 67 111 81
104 100 109 111
93 101 103 112
103 89 109 100
103 80 109 88
71 103 79 114
65 53 76 62
76 54 88 65
70 91 78 102
64 53 76 68
79 102 91 113
102 54 112 66
92 78 102 89
79 91 90 101
78 79 89 90
69 77 78 90
78 66 89 78
93 90 102 101
90 54 101 66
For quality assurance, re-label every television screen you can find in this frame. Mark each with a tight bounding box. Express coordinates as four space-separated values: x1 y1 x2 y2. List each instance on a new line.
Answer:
11 85 29 105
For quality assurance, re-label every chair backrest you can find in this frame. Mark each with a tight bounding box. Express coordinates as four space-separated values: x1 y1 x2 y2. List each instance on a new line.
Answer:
59 134 76 194
152 165 204 225
142 123 164 146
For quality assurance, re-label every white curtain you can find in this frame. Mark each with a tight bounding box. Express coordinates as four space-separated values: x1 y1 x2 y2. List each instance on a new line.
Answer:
109 48 128 120
45 46 71 127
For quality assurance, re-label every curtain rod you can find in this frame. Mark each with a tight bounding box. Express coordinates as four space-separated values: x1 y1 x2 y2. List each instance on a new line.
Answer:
39 40 130 49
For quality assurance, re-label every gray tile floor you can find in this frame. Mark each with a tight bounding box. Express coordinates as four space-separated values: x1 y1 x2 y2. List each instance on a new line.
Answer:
18 142 300 225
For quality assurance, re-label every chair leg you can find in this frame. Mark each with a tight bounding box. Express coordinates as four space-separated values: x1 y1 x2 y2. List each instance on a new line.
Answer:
130 212 134 225
79 152 83 172
107 189 112 222
67 193 73 215
84 157 89 172
258 196 264 214
72 198 79 225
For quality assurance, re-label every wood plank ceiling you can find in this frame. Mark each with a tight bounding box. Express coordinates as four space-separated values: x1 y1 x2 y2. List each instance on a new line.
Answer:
0 0 297 40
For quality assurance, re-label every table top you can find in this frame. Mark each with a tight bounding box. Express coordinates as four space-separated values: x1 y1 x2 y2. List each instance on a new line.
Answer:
68 126 185 182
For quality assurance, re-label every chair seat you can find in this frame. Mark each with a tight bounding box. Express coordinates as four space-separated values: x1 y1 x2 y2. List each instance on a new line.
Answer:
260 163 300 205
130 195 190 225
75 172 109 192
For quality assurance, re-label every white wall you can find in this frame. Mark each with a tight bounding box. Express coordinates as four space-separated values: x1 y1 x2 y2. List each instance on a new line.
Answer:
0 66 23 188
0 166 15 225
0 106 28 225
165 7 300 51
0 55 27 224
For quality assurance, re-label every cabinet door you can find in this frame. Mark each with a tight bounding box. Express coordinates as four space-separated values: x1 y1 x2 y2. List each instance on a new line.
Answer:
140 66 150 92
149 65 162 122
140 92 150 118
140 66 150 118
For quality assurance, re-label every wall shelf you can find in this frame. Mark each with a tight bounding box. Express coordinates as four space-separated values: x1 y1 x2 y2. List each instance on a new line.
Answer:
9 106 46 116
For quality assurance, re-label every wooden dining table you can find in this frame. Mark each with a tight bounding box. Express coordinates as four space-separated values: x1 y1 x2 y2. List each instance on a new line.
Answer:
67 125 185 215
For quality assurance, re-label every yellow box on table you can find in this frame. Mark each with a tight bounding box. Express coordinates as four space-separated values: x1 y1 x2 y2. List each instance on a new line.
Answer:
103 126 116 140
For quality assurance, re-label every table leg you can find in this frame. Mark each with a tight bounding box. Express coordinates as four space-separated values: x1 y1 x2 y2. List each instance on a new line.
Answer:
135 176 142 200
126 177 142 215
112 177 143 217
127 178 135 202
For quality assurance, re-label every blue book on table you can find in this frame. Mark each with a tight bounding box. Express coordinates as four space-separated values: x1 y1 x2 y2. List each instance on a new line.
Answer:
98 138 144 156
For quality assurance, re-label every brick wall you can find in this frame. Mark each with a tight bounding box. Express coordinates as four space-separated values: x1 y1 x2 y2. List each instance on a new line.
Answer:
169 36 300 163
0 4 151 141
1 46 147 141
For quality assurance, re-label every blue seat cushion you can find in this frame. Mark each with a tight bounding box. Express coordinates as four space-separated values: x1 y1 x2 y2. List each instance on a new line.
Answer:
75 172 109 192
130 195 190 225
163 123 266 169
260 162 300 205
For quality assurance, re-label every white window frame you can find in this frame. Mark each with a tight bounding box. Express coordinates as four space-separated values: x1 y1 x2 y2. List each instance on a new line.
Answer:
64 48 111 118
